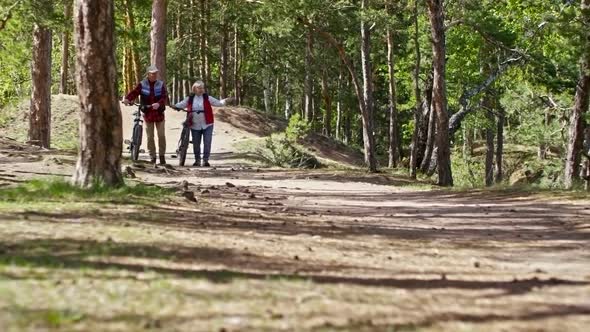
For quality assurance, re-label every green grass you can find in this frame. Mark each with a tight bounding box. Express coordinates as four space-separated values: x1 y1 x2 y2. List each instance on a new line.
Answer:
0 178 173 203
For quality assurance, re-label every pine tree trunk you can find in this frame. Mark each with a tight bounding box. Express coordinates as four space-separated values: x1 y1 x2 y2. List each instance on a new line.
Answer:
495 106 505 183
233 24 241 104
564 0 590 189
360 0 377 172
386 22 400 168
59 1 72 94
335 71 343 141
219 11 228 98
409 0 421 178
420 105 436 171
304 30 314 122
29 23 52 148
426 0 453 186
72 0 123 187
484 94 495 187
321 70 332 136
151 0 167 81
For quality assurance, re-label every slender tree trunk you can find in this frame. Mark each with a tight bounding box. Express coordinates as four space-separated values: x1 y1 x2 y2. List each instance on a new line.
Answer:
233 23 241 104
263 75 271 113
59 1 72 94
151 0 167 81
495 106 505 183
564 0 590 189
304 30 314 122
462 125 473 159
386 17 400 168
426 0 453 186
484 93 495 187
219 8 228 98
410 0 421 178
72 0 123 187
420 106 436 171
321 70 332 136
29 23 52 148
335 70 343 141
200 0 210 87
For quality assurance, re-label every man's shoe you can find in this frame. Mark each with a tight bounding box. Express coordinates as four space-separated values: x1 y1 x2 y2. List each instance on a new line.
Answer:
192 161 201 167
202 161 210 167
159 156 166 165
150 157 157 164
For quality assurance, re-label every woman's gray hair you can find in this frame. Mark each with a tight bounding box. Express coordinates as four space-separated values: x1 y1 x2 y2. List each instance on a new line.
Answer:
192 80 205 91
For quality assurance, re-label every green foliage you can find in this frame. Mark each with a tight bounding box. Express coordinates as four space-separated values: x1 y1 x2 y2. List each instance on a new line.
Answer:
0 178 172 203
257 133 320 169
285 113 311 141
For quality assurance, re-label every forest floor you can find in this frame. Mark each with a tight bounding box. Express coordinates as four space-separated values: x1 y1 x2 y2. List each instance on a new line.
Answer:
0 99 589 331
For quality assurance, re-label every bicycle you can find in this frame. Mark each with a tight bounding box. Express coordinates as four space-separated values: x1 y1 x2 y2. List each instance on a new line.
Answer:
169 105 193 166
124 103 150 161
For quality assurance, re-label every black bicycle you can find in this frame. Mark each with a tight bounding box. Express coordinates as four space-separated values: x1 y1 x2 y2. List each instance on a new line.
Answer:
124 103 150 161
170 105 192 166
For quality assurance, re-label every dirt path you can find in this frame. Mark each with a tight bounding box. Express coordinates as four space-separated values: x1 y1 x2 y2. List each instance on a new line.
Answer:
1 111 590 330
120 103 263 166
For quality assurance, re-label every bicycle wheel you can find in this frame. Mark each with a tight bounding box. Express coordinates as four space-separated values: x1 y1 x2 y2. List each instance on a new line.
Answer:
131 124 142 161
178 127 190 166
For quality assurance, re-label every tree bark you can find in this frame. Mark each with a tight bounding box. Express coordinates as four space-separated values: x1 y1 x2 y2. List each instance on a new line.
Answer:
420 104 436 171
151 0 167 81
72 0 123 187
59 1 72 94
564 0 590 189
321 70 332 136
233 23 241 104
495 106 505 183
484 93 495 187
409 0 422 178
426 0 453 186
304 30 314 122
29 23 52 148
219 7 229 98
386 16 400 168
360 0 377 172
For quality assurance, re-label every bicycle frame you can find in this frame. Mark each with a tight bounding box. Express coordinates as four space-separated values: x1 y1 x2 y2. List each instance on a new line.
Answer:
124 103 149 161
170 106 193 166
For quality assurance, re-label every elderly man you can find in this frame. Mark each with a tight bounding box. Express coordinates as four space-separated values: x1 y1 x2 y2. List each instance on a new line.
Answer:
122 65 168 165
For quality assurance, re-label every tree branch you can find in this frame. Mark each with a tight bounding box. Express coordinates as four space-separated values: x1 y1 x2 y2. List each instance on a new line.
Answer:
0 1 23 32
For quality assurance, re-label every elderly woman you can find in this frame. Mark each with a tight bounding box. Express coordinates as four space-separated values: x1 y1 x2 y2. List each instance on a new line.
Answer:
174 81 233 167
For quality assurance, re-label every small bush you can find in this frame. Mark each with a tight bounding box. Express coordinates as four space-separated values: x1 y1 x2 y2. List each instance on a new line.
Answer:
285 113 311 141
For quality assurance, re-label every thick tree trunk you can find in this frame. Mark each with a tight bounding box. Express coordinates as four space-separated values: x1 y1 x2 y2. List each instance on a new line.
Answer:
427 0 453 186
495 106 505 183
564 0 590 189
360 0 377 172
59 1 72 94
409 0 421 178
29 23 52 148
72 0 123 187
386 23 400 168
151 0 167 81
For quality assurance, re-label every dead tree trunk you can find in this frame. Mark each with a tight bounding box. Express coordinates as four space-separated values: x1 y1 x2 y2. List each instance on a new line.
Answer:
72 0 123 187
